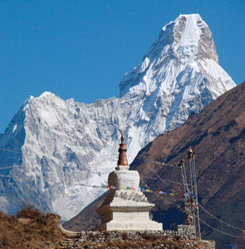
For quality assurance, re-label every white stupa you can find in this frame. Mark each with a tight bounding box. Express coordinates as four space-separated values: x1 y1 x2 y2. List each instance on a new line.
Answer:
95 134 162 231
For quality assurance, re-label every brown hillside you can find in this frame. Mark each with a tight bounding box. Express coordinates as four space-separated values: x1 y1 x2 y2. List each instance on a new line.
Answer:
130 81 245 248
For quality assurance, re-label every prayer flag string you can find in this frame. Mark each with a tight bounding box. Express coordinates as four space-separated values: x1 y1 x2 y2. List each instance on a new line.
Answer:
74 183 195 198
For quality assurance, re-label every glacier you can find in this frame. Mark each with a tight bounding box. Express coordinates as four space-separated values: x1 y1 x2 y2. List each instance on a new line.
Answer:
0 14 235 221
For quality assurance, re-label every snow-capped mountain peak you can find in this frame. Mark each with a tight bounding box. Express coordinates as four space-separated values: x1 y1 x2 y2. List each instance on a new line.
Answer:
119 14 221 99
0 14 235 221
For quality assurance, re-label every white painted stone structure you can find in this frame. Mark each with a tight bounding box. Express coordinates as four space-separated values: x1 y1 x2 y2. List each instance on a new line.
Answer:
95 134 162 231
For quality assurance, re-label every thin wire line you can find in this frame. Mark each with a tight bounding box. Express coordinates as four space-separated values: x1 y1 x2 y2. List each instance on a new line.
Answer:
0 174 10 177
148 165 168 186
198 216 245 241
199 203 245 233
0 148 22 154
142 158 178 168
0 166 14 169
140 175 187 185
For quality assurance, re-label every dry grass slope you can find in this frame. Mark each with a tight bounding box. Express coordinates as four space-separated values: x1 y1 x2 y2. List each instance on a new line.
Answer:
0 209 65 249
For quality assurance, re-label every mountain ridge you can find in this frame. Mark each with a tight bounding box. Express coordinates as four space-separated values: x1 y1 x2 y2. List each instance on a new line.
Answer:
0 14 236 221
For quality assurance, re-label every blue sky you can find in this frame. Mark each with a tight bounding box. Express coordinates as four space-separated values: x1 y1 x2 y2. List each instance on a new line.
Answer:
0 0 244 133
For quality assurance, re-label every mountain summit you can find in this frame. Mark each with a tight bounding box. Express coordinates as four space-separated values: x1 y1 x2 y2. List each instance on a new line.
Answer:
120 14 219 96
0 14 235 220
120 14 234 130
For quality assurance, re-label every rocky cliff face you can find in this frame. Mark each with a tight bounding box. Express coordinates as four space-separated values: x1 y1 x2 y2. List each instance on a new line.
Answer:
0 14 235 220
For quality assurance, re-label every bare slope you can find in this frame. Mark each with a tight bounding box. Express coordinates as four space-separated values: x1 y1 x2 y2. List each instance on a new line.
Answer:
130 81 245 249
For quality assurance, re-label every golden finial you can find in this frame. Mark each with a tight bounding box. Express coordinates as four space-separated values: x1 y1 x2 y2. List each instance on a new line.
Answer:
120 133 124 144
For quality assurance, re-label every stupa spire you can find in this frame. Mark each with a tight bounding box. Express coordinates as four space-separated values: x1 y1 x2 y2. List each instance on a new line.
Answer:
117 133 128 168
120 133 124 143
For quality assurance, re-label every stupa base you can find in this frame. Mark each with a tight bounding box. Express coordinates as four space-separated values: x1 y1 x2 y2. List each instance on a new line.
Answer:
95 220 162 231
